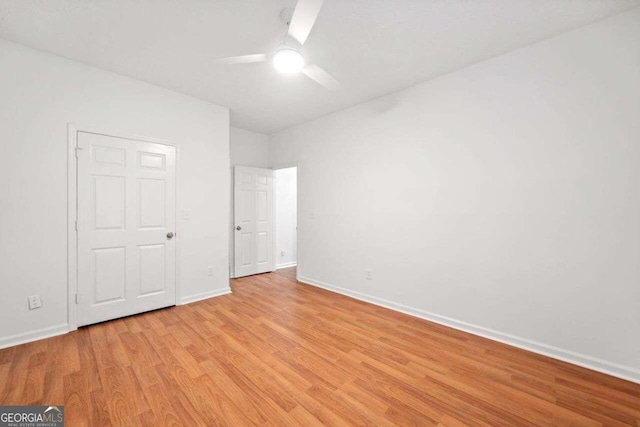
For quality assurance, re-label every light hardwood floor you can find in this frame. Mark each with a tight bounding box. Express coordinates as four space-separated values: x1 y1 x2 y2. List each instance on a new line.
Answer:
274 266 298 280
1 269 639 426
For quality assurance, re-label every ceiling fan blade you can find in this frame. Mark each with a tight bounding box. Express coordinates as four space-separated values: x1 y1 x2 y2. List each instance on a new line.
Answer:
302 64 340 91
288 0 325 45
217 53 268 64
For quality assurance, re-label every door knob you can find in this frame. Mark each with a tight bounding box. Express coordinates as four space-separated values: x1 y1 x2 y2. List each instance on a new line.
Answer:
166 232 174 239
236 226 242 231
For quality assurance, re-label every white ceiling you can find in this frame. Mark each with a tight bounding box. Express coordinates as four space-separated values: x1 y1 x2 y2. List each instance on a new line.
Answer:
0 1 638 134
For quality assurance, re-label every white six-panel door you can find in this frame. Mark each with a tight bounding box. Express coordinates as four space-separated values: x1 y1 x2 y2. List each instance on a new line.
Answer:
76 132 176 327
234 166 274 277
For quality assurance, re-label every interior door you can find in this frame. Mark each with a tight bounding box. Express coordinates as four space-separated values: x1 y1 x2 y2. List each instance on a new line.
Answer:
76 131 176 327
234 166 274 277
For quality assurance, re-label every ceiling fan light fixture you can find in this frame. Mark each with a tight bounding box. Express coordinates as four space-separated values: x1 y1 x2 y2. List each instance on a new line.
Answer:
273 48 304 74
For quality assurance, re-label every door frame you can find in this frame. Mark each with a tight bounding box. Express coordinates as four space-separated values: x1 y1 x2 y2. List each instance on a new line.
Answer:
66 123 180 331
271 162 300 281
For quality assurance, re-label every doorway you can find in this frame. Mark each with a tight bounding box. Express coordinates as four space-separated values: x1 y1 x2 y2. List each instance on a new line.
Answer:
274 167 297 277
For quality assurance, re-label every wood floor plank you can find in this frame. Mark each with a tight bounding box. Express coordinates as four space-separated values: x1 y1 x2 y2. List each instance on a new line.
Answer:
0 346 29 405
88 388 111 427
288 405 326 427
20 352 47 404
0 267 638 425
63 370 92 427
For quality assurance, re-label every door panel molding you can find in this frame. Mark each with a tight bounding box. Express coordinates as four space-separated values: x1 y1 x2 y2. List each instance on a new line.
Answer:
67 124 180 331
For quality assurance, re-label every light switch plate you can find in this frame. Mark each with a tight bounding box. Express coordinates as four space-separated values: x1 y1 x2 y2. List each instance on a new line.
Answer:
28 294 42 310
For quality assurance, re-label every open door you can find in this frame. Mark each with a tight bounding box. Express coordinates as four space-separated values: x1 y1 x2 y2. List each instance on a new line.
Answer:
233 166 274 277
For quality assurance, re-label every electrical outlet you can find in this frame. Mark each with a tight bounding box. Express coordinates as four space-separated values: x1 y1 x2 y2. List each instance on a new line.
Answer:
28 294 42 310
183 209 191 220
365 270 373 280
207 266 214 276
281 250 285 257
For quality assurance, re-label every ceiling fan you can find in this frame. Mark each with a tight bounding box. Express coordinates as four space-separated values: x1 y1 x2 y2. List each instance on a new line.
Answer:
217 0 340 91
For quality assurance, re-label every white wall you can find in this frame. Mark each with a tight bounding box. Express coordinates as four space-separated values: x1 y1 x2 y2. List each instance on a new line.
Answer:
0 38 230 347
270 8 640 382
229 127 270 276
230 126 270 168
275 167 297 269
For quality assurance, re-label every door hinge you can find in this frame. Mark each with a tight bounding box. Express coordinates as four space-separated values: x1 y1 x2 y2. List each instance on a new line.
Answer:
75 147 84 157
75 293 79 304
75 220 78 231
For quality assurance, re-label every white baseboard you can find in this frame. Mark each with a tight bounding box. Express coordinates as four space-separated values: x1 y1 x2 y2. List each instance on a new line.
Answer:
179 287 232 305
276 262 297 270
0 323 69 350
298 275 640 385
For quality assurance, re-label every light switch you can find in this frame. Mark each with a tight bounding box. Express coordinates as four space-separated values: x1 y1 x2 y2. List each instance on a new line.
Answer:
183 209 191 220
28 294 42 310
